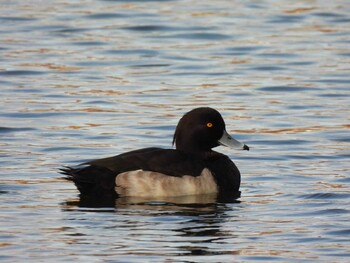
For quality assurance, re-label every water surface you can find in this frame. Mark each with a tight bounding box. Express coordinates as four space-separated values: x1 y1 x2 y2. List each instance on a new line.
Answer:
1 0 349 262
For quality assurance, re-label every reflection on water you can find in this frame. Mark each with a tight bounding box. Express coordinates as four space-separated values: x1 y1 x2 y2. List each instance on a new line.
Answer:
62 198 240 261
1 0 350 262
63 193 239 209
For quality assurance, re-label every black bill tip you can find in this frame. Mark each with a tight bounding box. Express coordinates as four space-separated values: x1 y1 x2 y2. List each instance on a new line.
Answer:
243 144 250 151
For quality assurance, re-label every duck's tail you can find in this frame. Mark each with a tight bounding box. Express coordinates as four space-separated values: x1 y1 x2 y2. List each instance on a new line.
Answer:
59 165 117 198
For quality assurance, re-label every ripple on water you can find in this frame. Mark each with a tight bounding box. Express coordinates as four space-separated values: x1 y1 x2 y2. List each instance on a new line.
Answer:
0 16 37 22
299 192 350 200
84 13 128 20
2 112 69 118
121 25 177 32
312 12 346 18
258 85 318 92
50 26 92 37
0 70 47 76
257 53 299 58
71 41 107 46
101 49 160 57
312 79 350 84
0 127 36 133
250 65 287 71
268 15 306 24
214 46 268 57
157 32 232 41
336 177 350 183
295 208 349 217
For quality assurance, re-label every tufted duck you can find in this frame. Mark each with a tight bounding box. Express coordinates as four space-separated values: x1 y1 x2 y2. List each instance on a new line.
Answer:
60 107 249 199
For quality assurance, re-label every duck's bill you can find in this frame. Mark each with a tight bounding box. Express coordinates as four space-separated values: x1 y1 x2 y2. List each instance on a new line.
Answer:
218 130 249 151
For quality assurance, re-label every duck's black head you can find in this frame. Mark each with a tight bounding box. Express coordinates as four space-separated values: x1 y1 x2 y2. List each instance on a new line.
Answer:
173 107 249 153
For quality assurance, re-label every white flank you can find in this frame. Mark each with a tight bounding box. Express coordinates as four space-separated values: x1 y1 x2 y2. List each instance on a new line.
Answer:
115 168 218 197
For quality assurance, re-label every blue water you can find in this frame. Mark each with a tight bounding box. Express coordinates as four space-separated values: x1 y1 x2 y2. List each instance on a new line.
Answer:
1 0 349 262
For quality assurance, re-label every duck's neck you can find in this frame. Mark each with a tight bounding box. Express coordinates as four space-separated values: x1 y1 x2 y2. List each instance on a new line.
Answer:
175 141 207 154
175 144 222 160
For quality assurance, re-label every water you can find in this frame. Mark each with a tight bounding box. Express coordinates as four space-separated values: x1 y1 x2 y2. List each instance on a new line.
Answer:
1 0 349 262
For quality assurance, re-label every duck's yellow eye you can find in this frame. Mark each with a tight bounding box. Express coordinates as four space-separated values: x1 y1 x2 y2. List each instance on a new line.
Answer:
207 122 213 128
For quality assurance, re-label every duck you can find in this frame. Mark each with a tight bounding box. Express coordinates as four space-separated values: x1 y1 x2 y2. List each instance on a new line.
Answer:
60 107 249 199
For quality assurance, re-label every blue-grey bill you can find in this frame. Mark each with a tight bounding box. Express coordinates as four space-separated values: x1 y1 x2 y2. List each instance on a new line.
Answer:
218 130 249 151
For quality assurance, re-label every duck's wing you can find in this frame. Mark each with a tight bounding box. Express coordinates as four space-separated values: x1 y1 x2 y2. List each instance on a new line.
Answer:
60 148 205 197
87 147 205 177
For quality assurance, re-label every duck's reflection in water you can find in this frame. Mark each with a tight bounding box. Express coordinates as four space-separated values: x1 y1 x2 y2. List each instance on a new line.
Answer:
62 192 242 258
64 191 241 210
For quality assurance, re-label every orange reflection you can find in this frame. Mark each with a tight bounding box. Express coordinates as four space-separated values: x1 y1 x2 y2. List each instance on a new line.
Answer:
237 124 350 134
